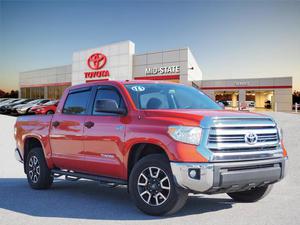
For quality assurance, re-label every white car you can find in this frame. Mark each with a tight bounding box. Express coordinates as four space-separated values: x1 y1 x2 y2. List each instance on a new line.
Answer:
16 99 50 115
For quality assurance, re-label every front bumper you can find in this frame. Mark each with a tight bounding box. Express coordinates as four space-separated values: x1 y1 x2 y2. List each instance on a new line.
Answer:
171 157 287 194
16 109 27 114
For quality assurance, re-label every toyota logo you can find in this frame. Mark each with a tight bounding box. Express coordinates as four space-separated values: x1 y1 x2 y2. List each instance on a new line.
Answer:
87 53 107 70
245 132 258 145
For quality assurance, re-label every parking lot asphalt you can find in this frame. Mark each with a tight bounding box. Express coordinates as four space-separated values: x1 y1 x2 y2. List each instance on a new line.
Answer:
0 112 299 225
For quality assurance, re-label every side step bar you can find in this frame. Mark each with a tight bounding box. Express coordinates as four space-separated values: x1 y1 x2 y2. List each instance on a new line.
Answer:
51 169 127 185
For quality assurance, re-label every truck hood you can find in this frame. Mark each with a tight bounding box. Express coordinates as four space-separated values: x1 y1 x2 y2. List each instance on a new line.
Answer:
143 109 268 125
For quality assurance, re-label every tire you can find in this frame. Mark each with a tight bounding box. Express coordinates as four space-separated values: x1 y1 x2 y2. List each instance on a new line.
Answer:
129 154 188 216
26 108 31 115
25 147 53 189
46 110 54 115
227 185 273 202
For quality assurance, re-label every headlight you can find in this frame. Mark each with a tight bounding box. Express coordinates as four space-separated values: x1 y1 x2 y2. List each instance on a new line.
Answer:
277 126 283 141
168 126 202 145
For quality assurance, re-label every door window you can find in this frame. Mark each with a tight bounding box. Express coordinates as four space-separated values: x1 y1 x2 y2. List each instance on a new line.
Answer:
92 87 125 115
63 90 91 115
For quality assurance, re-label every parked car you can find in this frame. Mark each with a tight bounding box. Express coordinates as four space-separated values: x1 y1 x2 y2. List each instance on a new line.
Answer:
14 81 287 216
0 98 24 113
1 99 34 114
10 99 38 115
30 100 59 115
0 99 20 109
16 99 50 115
0 98 17 105
0 98 9 102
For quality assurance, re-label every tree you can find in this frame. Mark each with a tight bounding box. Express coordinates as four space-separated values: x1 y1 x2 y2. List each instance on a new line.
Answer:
0 89 19 98
293 91 300 104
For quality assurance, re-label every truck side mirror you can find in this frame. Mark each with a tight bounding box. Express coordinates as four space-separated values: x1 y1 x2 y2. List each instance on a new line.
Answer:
95 99 126 115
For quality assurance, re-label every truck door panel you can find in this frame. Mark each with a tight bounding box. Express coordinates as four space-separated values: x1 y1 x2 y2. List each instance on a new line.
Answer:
49 88 91 172
83 86 126 178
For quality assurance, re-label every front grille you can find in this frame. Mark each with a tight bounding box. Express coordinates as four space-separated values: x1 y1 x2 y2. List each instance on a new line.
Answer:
208 133 278 143
207 118 279 152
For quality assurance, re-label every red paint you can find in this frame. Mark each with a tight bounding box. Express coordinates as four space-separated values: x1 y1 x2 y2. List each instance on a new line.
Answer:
134 75 180 80
50 114 87 172
14 80 287 181
87 53 107 70
86 79 109 83
20 82 71 88
201 85 292 90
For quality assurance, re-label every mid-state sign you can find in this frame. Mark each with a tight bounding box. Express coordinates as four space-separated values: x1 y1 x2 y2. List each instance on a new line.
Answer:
85 52 110 79
145 65 180 75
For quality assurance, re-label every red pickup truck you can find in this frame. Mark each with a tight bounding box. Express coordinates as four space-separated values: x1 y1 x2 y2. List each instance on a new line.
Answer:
14 80 287 216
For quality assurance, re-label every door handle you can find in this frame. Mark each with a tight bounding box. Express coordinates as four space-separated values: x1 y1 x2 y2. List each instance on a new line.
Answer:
84 121 94 128
52 121 60 127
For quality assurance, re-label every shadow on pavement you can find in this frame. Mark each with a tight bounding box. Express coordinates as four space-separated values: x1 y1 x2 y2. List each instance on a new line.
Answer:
0 178 234 220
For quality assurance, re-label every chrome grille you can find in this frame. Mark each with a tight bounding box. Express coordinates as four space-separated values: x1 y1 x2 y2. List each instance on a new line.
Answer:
207 118 279 152
208 133 278 143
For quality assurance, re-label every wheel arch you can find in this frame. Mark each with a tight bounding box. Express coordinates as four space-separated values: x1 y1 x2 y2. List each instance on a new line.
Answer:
46 110 54 114
23 136 46 173
127 142 170 179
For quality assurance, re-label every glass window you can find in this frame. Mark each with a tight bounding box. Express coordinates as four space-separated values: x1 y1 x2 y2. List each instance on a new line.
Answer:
48 85 69 100
62 90 91 115
140 92 169 109
44 100 59 106
20 88 31 98
39 99 50 104
92 87 125 115
125 83 221 110
29 87 44 99
21 88 25 98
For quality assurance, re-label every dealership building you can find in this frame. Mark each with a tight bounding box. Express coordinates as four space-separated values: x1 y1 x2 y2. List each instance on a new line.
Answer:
19 40 292 111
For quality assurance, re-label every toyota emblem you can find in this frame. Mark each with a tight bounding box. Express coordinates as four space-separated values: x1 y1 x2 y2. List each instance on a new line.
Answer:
245 132 258 145
87 53 107 70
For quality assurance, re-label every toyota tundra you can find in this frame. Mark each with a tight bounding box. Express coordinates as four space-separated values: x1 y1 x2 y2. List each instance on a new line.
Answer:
14 80 287 216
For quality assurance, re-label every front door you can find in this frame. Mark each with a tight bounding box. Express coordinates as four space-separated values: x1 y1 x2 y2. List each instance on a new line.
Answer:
83 85 127 179
50 88 92 172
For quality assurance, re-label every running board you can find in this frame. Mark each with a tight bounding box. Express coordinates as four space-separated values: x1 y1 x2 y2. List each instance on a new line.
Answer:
51 169 127 185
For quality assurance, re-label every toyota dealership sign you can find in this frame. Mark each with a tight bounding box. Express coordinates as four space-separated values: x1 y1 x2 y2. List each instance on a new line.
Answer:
84 52 110 80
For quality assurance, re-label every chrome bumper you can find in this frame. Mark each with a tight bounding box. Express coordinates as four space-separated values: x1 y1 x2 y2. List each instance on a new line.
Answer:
171 157 287 193
15 148 23 163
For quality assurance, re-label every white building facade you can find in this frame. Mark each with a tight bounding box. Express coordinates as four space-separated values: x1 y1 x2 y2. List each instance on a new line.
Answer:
19 40 292 111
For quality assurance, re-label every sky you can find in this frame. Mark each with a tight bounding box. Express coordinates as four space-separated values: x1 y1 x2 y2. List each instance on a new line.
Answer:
0 0 299 92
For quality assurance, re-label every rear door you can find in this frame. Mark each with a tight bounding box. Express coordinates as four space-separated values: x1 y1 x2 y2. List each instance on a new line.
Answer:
83 85 127 178
50 87 92 172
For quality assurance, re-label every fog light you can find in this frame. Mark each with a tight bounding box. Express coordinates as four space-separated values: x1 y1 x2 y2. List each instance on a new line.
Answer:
189 170 196 177
188 169 200 180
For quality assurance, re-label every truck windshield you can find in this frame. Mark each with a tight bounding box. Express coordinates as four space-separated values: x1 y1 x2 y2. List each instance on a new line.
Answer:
125 83 221 110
